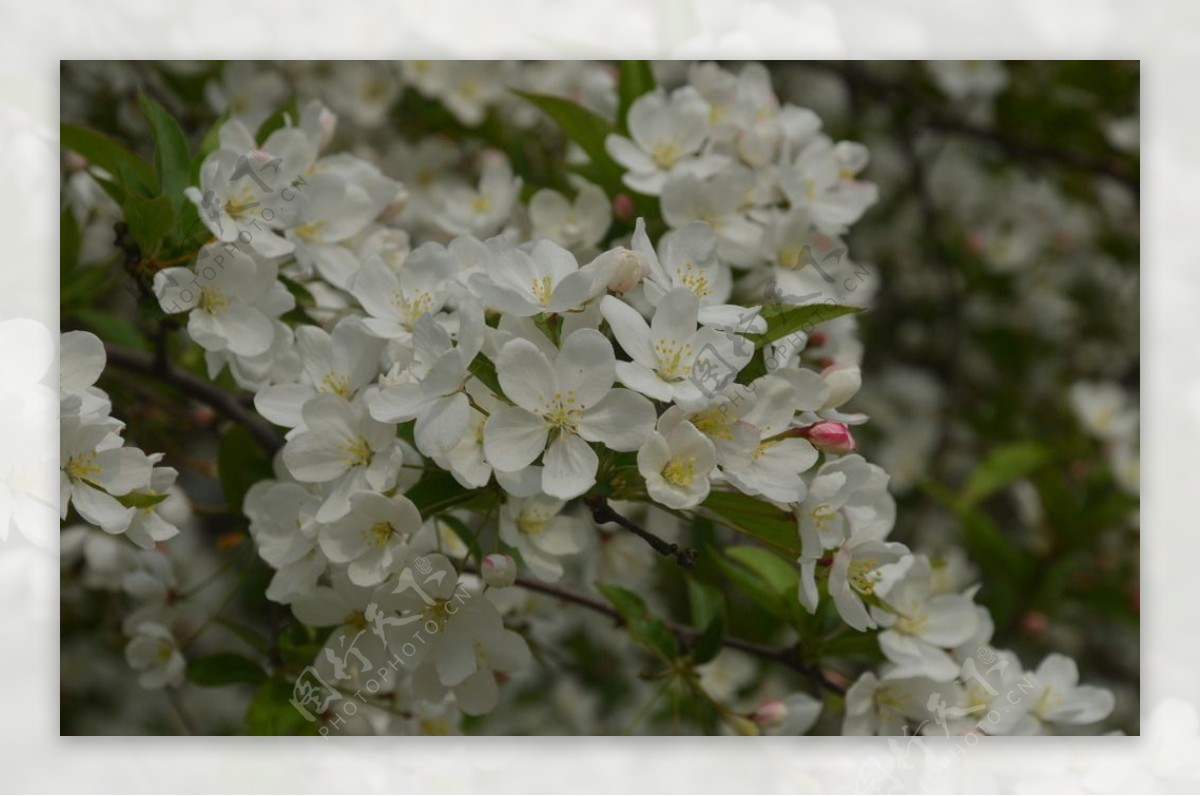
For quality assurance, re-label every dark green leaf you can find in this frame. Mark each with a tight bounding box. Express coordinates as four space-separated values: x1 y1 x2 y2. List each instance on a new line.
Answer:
61 207 80 275
75 308 147 351
960 441 1050 506
123 194 175 254
467 353 505 398
138 92 191 216
617 61 656 133
513 90 624 187
598 583 678 662
244 676 321 735
217 425 274 514
726 545 800 598
187 652 267 687
60 123 155 190
752 303 865 350
114 490 169 510
700 491 799 556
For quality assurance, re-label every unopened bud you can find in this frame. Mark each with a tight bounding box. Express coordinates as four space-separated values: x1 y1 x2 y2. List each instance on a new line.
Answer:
805 421 856 454
612 193 635 222
481 554 516 588
753 699 788 729
727 714 760 736
592 247 650 293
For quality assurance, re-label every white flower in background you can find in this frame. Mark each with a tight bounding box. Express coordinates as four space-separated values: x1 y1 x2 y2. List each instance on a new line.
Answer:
661 168 763 267
124 622 185 689
203 60 287 131
290 568 392 685
926 61 1010 102
280 395 403 522
483 329 655 500
1018 653 1116 732
438 156 521 237
121 462 183 550
605 86 727 195
637 418 718 510
244 481 327 603
255 317 384 428
696 650 757 702
369 307 485 457
185 120 316 257
385 554 532 715
351 248 457 341
402 61 510 127
153 243 293 358
60 416 153 534
754 693 823 735
796 453 895 556
779 136 877 234
59 329 109 420
499 495 588 582
1069 380 1138 440
319 491 426 587
842 672 960 736
469 238 607 318
529 182 611 255
601 287 752 409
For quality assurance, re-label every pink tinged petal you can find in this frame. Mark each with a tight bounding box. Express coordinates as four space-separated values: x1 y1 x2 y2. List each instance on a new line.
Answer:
483 407 548 472
495 338 557 413
554 329 615 407
541 435 598 500
578 388 656 451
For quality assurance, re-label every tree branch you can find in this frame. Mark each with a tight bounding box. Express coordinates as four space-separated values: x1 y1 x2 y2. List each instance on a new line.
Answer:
102 342 283 455
587 496 698 568
492 569 846 694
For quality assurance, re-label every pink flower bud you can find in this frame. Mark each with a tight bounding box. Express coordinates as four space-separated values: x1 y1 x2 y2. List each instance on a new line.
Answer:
612 193 635 222
805 421 856 454
753 700 788 729
481 554 516 588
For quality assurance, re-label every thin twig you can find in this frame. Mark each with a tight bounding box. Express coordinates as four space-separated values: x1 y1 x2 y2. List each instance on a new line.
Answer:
102 342 283 455
587 496 698 569
485 567 846 694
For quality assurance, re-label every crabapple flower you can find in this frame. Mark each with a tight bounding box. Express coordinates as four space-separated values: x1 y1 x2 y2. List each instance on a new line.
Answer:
755 693 822 735
481 554 517 589
529 182 611 255
124 622 185 689
601 287 752 410
244 481 327 603
280 395 404 522
499 495 587 582
637 418 718 510
722 375 818 504
605 87 727 195
805 529 912 632
1020 653 1116 731
469 239 608 318
61 416 153 534
483 329 655 500
153 243 293 358
842 672 961 736
438 156 521 237
319 491 426 587
351 247 458 341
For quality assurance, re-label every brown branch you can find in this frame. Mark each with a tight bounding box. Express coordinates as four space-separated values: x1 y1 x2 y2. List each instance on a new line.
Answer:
486 567 846 695
102 342 283 455
587 496 698 568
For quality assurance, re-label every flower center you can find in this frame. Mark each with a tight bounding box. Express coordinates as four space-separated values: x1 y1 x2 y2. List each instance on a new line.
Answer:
530 275 553 306
339 436 373 467
540 390 582 433
65 452 101 483
516 510 552 536
295 220 325 242
691 407 733 440
392 288 435 325
319 372 352 399
471 194 493 214
674 263 712 298
366 521 395 549
662 456 697 487
809 503 836 532
848 557 881 596
653 337 694 381
651 139 682 170
199 286 229 315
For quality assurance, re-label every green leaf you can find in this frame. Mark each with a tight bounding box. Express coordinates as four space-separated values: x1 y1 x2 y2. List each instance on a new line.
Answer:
60 123 155 190
74 308 147 351
256 97 301 144
686 577 726 665
752 303 865 350
617 61 656 133
712 549 793 623
187 652 267 687
404 469 479 516
114 490 169 510
700 491 799 556
960 441 1050 506
217 425 274 514
244 676 321 735
725 545 800 598
61 207 80 274
598 583 678 662
138 93 191 216
513 90 623 186
467 353 505 398
123 194 175 254
437 514 484 565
